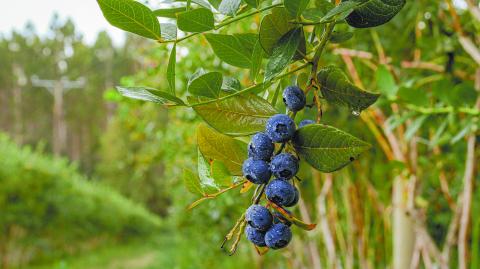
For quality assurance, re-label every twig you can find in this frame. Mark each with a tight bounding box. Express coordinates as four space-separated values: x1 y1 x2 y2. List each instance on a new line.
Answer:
458 69 480 269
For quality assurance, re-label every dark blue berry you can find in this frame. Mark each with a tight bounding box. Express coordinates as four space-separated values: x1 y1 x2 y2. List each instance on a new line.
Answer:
265 223 292 249
265 179 296 206
273 211 292 227
242 158 271 184
283 86 306 112
299 119 315 128
284 186 299 207
270 153 299 179
245 225 267 247
265 114 296 143
246 205 273 231
248 132 274 161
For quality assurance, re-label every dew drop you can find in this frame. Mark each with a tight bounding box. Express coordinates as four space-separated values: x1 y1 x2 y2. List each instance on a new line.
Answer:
351 110 361 116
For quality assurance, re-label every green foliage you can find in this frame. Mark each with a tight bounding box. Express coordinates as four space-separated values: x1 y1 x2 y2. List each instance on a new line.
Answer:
317 65 380 113
264 28 303 82
117 86 185 105
0 134 161 263
176 8 215 32
205 33 258 69
97 0 161 40
259 7 297 55
293 124 371 172
190 94 277 136
188 71 223 98
197 123 247 175
344 0 406 28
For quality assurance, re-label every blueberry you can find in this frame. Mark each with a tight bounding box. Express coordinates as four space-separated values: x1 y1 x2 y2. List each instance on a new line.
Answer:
283 86 306 112
242 158 271 184
270 153 299 179
246 205 273 231
265 223 292 249
245 225 267 247
273 211 292 227
284 186 299 207
248 132 274 161
265 114 296 143
265 179 296 206
299 119 315 128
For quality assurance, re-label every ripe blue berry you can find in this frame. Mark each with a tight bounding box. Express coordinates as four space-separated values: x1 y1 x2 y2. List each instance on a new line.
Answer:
270 153 299 179
273 211 292 227
265 114 296 143
265 223 292 249
245 225 267 247
248 132 274 161
265 179 296 206
284 186 299 207
299 119 315 128
242 158 271 184
283 86 306 112
246 205 273 231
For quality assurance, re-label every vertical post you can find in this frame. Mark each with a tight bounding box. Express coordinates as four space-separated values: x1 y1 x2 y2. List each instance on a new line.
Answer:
52 81 66 156
393 176 415 269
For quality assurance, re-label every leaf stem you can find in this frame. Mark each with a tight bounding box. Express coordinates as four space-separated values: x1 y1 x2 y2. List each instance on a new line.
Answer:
311 22 336 75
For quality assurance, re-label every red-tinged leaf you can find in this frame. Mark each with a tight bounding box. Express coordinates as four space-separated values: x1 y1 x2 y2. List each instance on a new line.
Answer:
270 203 317 230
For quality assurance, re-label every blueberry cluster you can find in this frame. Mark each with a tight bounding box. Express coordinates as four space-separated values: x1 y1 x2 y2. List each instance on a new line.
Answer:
241 85 312 250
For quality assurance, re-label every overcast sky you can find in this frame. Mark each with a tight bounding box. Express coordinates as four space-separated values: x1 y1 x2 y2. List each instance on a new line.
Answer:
0 0 469 46
0 0 127 45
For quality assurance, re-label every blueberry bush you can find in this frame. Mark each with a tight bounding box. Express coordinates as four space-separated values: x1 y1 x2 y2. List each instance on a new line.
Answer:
96 0 406 255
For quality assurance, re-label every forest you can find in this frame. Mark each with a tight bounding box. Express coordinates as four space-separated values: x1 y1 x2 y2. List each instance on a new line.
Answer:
0 0 479 268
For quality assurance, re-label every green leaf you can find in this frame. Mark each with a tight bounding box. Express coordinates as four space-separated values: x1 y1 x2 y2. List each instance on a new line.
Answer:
317 65 380 113
198 150 222 192
222 77 241 91
197 124 247 175
397 87 429 107
97 0 161 40
183 169 204 195
177 8 214 32
264 28 303 82
250 39 264 81
244 0 260 8
190 94 277 136
218 0 242 15
329 31 353 43
302 1 334 21
320 1 360 23
284 0 310 18
116 86 185 105
344 0 406 28
153 7 187 18
188 72 223 98
167 44 176 95
259 7 294 55
207 0 222 8
293 124 371 172
205 33 256 68
211 160 234 186
375 65 397 98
